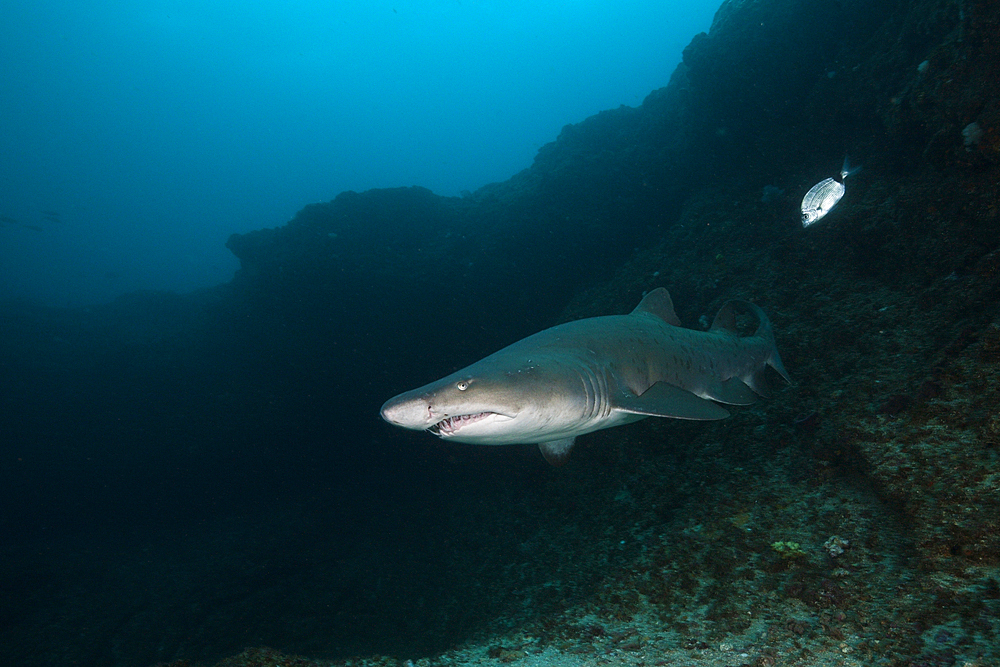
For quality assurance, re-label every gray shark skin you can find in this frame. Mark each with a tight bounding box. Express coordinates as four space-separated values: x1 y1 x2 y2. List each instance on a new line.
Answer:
380 288 790 465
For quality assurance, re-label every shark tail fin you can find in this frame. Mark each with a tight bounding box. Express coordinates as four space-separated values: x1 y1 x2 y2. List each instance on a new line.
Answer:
712 300 791 396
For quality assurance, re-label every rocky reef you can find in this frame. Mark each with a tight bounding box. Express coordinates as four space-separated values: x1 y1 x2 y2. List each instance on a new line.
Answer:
2 0 999 666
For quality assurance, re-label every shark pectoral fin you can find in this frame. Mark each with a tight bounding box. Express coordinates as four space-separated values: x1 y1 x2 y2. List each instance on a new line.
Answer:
618 382 730 420
538 438 576 467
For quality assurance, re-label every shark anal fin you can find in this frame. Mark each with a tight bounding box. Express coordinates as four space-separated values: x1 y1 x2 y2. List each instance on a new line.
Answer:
538 438 576 466
746 368 772 397
617 382 730 420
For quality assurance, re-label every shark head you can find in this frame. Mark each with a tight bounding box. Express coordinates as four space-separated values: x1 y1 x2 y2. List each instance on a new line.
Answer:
380 349 593 445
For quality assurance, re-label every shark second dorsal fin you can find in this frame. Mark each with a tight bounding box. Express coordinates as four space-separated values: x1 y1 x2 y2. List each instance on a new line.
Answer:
710 301 738 333
632 288 681 326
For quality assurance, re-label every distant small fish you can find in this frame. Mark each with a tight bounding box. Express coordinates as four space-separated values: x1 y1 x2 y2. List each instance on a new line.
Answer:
22 224 45 232
0 215 18 225
800 157 860 227
40 209 60 217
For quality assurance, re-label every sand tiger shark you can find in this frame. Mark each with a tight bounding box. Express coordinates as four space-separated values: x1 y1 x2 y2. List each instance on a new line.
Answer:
380 288 789 465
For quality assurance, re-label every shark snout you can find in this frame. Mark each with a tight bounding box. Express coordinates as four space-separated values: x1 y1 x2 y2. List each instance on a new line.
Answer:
380 391 434 430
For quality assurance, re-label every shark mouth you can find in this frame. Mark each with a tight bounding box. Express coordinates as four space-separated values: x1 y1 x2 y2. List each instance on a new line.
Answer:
429 412 496 436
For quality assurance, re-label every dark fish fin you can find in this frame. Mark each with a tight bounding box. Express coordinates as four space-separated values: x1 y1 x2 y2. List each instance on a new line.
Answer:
538 438 576 466
631 288 681 326
617 382 730 420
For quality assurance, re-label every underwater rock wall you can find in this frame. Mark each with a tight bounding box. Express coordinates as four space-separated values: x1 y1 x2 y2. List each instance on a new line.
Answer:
226 0 997 312
216 0 1000 660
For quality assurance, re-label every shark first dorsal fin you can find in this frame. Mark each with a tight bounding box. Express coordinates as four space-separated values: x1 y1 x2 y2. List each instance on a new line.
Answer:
538 437 576 466
631 288 681 326
616 382 730 420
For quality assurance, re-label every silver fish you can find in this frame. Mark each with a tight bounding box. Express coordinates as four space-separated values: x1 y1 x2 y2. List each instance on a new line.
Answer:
800 157 860 227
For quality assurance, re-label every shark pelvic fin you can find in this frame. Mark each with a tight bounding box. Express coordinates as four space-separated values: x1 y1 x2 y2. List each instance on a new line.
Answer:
538 437 576 466
704 378 758 405
631 288 681 326
617 382 730 420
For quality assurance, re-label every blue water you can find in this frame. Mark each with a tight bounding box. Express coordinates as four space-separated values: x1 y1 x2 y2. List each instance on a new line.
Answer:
0 0 718 306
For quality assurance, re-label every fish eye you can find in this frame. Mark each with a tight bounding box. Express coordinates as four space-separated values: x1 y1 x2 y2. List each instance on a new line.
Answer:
456 381 469 391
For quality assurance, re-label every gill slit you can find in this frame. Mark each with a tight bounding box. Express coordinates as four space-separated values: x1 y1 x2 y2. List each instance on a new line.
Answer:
578 363 609 423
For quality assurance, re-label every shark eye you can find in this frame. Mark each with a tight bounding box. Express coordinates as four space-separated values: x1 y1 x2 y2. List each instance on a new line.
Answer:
456 381 470 391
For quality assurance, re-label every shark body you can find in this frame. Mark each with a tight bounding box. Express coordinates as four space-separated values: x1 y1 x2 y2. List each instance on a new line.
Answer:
380 288 789 465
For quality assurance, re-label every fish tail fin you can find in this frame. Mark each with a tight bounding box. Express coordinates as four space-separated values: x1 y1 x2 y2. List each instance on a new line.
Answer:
841 155 862 180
